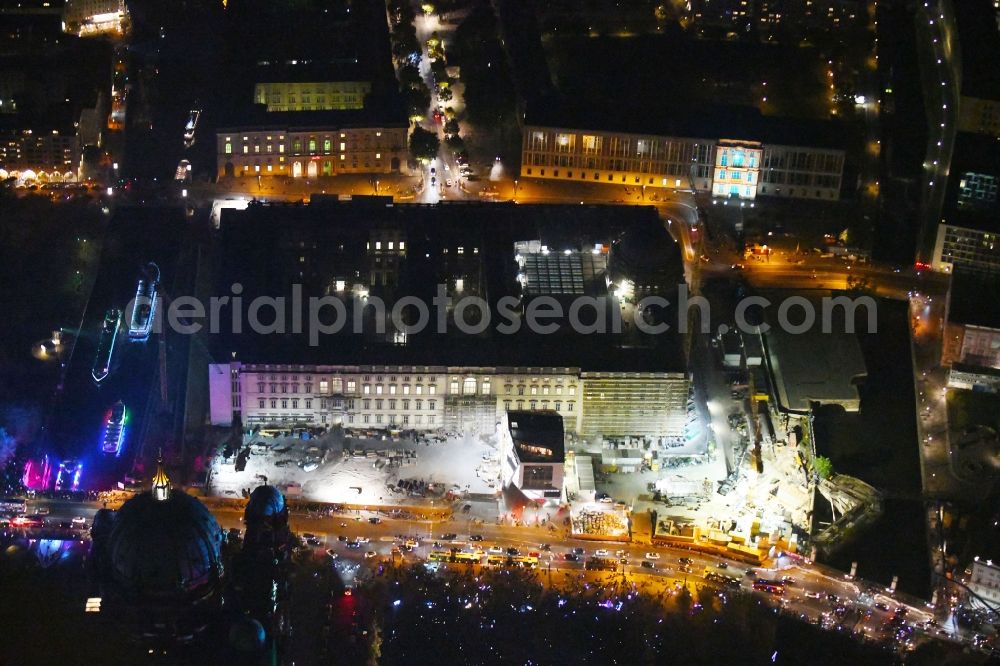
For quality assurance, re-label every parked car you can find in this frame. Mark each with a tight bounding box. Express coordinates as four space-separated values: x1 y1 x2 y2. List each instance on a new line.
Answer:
469 534 484 541
641 561 656 569
645 552 661 560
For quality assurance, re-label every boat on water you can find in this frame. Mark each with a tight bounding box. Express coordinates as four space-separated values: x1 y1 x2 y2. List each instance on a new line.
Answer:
91 308 122 384
183 108 200 146
101 400 127 456
128 265 159 341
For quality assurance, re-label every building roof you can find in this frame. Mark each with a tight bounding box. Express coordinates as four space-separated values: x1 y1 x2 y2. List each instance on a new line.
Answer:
217 100 409 133
948 273 1000 328
508 410 565 463
253 61 369 84
215 199 687 373
951 362 1000 378
524 96 849 151
954 0 1000 100
940 133 1000 233
763 295 867 412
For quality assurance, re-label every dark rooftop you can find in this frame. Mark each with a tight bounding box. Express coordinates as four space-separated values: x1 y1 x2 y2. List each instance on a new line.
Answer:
508 410 565 463
948 273 1000 329
940 133 1000 233
214 199 687 373
953 0 1000 100
217 101 409 131
253 61 370 84
525 96 849 150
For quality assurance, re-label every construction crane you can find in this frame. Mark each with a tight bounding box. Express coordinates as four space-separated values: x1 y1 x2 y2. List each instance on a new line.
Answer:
747 352 764 474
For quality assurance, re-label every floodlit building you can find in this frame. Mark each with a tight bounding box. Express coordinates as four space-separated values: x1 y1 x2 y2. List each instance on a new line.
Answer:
61 0 126 36
216 123 408 178
205 200 690 440
969 558 1000 607
520 124 845 201
712 140 763 200
929 0 1000 272
498 410 565 503
209 362 690 440
0 128 79 181
253 80 372 113
942 272 1000 391
930 133 1000 275
210 363 584 434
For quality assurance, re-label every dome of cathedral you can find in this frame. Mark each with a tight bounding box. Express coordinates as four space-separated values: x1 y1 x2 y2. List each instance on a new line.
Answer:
105 489 223 601
244 485 286 522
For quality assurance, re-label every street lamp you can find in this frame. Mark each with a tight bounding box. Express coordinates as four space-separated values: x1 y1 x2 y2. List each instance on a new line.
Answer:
513 179 518 201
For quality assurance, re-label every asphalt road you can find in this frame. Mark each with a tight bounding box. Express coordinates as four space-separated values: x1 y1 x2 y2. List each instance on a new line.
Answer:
19 495 960 652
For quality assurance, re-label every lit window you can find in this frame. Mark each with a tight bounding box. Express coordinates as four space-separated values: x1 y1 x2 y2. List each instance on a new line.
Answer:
339 142 346 151
375 153 381 159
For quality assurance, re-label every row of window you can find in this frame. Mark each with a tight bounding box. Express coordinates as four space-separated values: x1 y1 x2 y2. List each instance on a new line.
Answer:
258 398 314 409
228 142 386 160
251 379 579 397
348 413 435 425
524 152 702 175
715 169 756 184
526 131 711 163
252 398 579 413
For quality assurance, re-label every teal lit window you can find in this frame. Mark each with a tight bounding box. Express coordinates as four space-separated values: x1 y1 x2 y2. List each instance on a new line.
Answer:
733 151 744 168
720 154 728 167
719 170 727 179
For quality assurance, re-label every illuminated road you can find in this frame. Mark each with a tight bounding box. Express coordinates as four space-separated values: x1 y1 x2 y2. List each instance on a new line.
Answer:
20 495 976 651
207 505 950 650
913 0 959 263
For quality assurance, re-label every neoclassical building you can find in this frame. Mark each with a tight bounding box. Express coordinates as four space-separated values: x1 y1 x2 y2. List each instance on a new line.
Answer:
209 362 689 439
216 123 408 179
